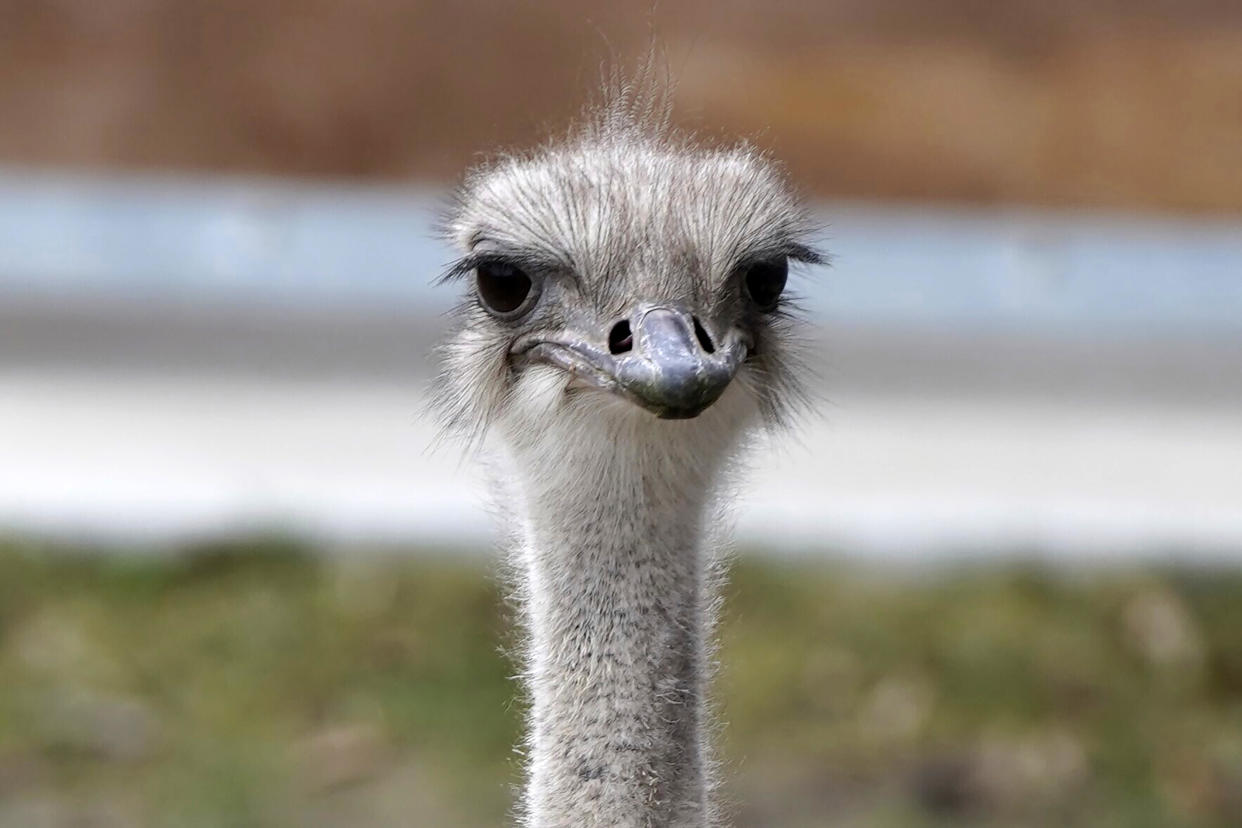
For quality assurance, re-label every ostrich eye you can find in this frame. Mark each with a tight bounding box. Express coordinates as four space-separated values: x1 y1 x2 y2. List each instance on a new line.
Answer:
476 261 534 317
743 258 788 311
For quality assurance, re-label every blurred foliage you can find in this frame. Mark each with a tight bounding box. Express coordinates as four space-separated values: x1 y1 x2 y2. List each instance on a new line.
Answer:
1 537 1240 826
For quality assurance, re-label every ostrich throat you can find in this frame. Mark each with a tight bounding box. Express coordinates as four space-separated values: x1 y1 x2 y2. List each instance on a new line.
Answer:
512 425 725 826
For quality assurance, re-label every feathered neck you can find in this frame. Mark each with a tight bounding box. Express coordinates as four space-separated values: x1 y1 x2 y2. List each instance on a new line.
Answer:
500 412 736 827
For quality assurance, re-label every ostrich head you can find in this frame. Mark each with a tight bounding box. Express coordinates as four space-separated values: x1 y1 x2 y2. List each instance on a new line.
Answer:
435 112 821 475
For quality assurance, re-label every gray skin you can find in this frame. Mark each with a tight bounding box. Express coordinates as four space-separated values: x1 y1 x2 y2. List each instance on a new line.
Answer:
434 105 821 827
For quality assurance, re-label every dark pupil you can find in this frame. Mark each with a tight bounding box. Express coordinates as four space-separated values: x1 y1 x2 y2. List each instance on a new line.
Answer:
745 259 788 310
476 261 532 314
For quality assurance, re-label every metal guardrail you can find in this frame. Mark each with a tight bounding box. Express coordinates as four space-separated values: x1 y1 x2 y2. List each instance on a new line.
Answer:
1 168 1240 336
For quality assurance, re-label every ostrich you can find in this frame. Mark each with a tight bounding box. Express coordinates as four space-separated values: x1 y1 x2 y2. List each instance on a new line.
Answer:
434 95 821 827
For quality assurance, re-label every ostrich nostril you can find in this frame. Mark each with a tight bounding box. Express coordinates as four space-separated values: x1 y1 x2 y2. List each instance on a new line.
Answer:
692 317 715 354
608 320 633 354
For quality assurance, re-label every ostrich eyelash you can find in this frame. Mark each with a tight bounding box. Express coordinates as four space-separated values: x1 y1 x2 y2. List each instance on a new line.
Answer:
440 241 823 287
780 241 828 266
438 254 507 285
438 249 568 286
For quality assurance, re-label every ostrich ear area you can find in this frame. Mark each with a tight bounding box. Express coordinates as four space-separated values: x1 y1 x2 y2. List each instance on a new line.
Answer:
509 309 748 420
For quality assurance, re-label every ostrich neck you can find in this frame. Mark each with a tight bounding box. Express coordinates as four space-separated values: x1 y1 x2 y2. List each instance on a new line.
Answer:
514 440 719 828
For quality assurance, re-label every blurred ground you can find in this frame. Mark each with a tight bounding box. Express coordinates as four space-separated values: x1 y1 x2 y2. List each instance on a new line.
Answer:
5 363 1241 559
1 537 1240 827
2 1 1242 212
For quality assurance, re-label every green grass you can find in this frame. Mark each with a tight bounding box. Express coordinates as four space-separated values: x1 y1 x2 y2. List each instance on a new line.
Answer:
1 537 1240 826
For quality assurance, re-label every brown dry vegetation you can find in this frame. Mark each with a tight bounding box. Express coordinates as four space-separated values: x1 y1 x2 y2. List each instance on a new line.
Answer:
1 1 1241 212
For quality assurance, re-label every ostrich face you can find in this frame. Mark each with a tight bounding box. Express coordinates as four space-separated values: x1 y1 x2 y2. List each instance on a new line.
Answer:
436 131 819 455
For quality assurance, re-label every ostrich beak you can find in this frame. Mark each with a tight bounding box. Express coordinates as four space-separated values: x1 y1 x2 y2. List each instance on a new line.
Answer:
512 306 749 419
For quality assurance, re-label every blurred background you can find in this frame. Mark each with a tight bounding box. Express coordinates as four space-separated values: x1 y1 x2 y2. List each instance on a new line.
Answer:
1 1 1241 825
